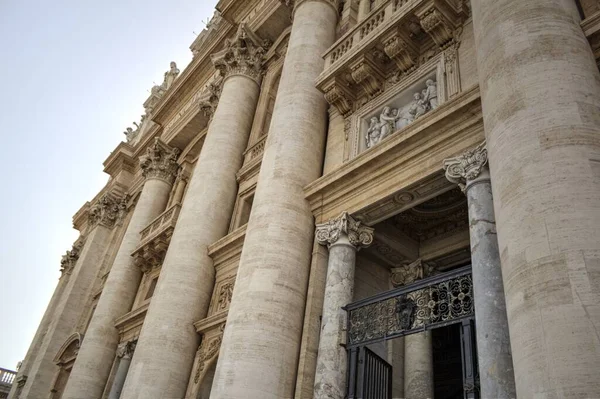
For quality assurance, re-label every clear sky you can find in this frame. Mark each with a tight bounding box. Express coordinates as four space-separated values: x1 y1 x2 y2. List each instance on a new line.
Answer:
0 0 219 370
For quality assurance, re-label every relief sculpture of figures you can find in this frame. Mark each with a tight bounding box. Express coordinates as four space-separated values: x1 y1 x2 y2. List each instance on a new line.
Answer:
365 79 437 149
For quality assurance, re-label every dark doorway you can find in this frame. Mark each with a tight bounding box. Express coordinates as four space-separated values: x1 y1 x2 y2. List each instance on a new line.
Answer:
433 324 464 399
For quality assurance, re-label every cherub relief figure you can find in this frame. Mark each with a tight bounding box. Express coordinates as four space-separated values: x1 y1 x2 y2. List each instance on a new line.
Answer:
366 117 382 148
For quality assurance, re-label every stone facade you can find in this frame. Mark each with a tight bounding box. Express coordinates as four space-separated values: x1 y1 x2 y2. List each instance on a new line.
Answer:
11 1 600 398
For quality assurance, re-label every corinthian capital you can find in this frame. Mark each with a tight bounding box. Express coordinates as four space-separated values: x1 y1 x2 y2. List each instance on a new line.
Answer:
140 138 180 184
443 141 488 192
59 239 85 275
316 212 374 249
116 341 136 359
88 194 122 229
211 24 268 84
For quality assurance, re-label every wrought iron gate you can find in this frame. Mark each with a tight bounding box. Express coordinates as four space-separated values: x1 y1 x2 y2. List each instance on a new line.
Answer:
344 265 479 399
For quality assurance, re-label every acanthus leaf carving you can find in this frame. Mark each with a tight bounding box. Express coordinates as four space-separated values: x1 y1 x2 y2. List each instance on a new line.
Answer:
211 24 268 84
390 258 437 287
382 30 418 74
349 57 384 98
193 327 224 385
323 79 355 118
316 212 374 249
140 138 181 184
59 238 85 275
116 341 136 360
88 194 123 229
442 141 488 192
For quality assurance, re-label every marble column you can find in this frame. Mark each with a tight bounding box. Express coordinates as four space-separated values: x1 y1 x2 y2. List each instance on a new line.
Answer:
210 2 338 398
444 141 516 398
471 0 600 396
118 24 266 399
108 341 136 399
62 139 179 399
18 196 119 399
404 331 433 399
313 213 374 399
391 260 434 399
8 240 83 399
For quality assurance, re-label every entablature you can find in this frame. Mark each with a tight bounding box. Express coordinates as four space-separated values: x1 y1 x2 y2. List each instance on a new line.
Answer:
304 84 482 223
317 0 468 117
115 302 150 340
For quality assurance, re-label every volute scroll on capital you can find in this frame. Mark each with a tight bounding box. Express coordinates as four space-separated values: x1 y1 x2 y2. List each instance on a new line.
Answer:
315 212 374 249
139 138 181 185
211 24 270 85
442 141 488 193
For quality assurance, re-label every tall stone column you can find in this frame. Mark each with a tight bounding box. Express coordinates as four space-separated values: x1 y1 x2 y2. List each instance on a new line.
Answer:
17 195 120 399
391 260 434 399
118 24 266 399
471 0 600 396
357 0 370 21
211 2 338 398
313 213 374 399
107 341 136 399
62 139 179 399
444 141 516 398
8 240 83 399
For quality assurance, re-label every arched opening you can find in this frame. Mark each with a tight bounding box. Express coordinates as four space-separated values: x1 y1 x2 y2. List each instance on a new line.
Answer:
50 333 82 399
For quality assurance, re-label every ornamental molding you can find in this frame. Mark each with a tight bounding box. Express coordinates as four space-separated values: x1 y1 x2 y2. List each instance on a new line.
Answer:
140 138 181 184
442 141 488 192
216 280 234 311
88 193 127 229
316 212 374 249
211 23 269 84
59 239 85 275
194 324 225 385
390 258 437 287
116 340 136 360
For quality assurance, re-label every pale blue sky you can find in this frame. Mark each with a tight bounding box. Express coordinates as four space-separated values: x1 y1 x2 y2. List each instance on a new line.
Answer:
0 0 219 370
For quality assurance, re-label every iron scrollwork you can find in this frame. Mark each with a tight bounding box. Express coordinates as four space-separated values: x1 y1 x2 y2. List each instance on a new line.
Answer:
347 269 474 346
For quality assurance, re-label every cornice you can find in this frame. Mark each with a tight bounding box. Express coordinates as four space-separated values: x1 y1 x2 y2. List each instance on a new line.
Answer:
216 0 263 24
207 224 247 266
103 142 135 178
194 309 228 334
304 85 483 222
115 303 150 331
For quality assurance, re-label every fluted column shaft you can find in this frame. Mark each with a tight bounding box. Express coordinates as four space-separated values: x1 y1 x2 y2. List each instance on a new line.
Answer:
211 2 338 398
313 213 374 399
119 28 264 397
444 142 516 398
18 214 114 399
471 0 600 396
63 140 178 399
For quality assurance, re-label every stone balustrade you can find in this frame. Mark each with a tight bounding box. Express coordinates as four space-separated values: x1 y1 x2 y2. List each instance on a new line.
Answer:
132 203 182 271
243 135 267 164
0 368 16 399
317 0 468 117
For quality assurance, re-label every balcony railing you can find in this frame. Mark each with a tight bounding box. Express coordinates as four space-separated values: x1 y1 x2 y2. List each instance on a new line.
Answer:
138 203 182 247
345 265 473 347
0 368 16 397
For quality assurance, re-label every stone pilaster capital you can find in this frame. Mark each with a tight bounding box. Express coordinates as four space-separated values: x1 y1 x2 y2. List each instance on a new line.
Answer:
315 212 374 250
88 193 124 229
140 138 180 185
59 238 85 276
211 24 269 85
443 141 488 193
116 341 136 360
390 259 437 287
281 0 340 17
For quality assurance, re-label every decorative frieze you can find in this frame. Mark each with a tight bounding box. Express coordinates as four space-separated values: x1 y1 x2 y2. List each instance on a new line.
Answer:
211 24 269 84
316 212 374 249
216 281 234 311
139 138 180 184
443 141 488 192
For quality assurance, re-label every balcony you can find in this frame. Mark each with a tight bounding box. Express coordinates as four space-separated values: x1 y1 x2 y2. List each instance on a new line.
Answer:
317 0 469 117
0 368 16 399
132 203 182 271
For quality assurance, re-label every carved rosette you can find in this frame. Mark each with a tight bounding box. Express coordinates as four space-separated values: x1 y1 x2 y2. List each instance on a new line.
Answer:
316 212 374 250
211 24 268 85
443 141 488 192
116 341 136 360
140 138 180 185
88 194 122 229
